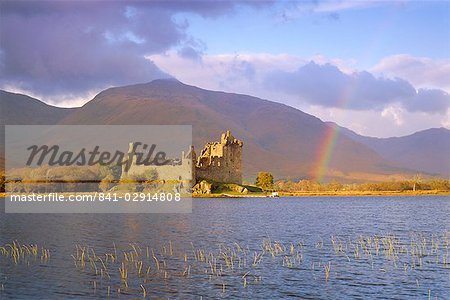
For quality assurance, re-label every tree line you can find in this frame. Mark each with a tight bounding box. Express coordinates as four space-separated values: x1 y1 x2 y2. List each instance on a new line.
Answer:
275 177 450 192
0 165 163 193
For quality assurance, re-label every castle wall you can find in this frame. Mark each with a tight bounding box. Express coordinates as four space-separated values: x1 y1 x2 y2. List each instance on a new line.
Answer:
124 161 193 181
121 144 194 182
122 131 243 186
195 131 243 184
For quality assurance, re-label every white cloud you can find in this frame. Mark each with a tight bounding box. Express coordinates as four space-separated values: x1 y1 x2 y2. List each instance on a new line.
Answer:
46 90 100 108
150 51 450 114
310 54 357 74
372 54 450 93
149 51 449 137
148 51 360 98
147 51 306 101
265 62 427 111
381 105 405 126
276 0 388 22
313 1 380 13
441 109 450 129
308 104 447 137
0 83 99 107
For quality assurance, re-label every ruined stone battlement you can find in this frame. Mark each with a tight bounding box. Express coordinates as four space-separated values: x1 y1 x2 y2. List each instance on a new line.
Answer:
121 143 194 182
121 130 243 186
195 130 243 184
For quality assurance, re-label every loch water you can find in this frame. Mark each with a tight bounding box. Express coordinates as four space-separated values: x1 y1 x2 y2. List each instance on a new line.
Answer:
0 196 449 299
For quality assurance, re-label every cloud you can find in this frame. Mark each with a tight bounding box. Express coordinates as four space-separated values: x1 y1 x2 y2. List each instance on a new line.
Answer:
0 1 269 103
312 0 380 13
148 51 360 100
441 109 450 128
148 51 305 99
149 50 449 136
405 89 450 113
266 62 411 109
265 61 450 114
308 104 449 137
371 54 450 93
150 51 450 115
381 105 405 126
276 0 385 22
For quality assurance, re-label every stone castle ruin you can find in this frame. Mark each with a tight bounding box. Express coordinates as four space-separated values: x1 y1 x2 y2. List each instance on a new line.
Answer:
121 131 243 186
195 130 243 184
121 143 194 183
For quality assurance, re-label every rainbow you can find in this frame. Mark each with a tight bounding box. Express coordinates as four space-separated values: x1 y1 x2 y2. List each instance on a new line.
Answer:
311 84 354 182
312 124 340 182
310 13 396 182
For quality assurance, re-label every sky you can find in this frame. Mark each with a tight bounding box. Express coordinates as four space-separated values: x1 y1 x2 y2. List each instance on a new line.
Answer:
0 0 449 137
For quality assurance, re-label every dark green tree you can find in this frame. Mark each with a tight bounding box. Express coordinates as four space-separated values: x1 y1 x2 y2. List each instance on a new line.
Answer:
255 172 274 191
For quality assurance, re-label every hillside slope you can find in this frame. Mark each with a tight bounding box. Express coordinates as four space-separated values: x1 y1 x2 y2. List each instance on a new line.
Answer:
3 81 435 181
1 90 76 124
328 122 450 177
1 90 76 168
57 79 410 180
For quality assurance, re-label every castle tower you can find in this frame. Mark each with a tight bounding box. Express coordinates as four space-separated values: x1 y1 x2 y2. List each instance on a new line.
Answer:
195 131 243 184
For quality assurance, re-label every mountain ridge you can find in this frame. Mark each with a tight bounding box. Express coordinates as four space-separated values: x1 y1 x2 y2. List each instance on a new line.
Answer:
1 79 448 181
326 122 450 177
